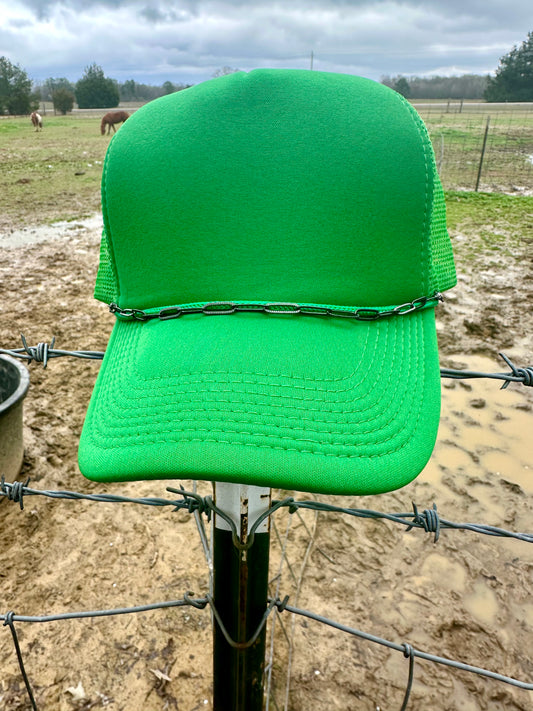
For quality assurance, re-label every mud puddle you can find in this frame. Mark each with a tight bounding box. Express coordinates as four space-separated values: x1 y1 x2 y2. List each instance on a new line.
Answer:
1 213 102 248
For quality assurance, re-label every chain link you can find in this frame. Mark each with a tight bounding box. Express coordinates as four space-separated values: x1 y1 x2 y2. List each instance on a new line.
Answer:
109 293 443 323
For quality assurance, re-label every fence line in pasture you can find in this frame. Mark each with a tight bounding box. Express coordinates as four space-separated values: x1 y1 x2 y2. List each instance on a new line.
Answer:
412 101 533 115
414 105 533 193
2 100 532 195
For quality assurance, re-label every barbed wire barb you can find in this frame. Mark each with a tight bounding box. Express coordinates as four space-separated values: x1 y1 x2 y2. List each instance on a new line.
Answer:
0 476 204 514
498 352 533 389
440 351 533 388
1 478 532 544
20 333 55 369
0 335 105 367
407 502 441 542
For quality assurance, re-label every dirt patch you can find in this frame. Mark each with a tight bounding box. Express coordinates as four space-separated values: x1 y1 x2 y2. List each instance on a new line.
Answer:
0 219 532 710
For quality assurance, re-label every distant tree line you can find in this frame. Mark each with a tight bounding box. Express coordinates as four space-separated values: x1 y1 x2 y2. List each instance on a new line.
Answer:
33 64 192 111
0 58 193 115
117 78 192 102
381 74 489 100
383 30 533 103
1 33 531 115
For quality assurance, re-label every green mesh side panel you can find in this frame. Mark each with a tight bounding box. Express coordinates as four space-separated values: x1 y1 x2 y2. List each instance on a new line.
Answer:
94 229 119 304
400 97 456 296
428 166 457 294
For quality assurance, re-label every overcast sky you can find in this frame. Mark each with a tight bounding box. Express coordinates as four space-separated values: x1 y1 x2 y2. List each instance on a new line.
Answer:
0 0 530 87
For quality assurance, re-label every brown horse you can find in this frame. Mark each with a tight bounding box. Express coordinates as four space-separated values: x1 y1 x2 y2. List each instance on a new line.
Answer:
101 110 129 135
30 111 42 131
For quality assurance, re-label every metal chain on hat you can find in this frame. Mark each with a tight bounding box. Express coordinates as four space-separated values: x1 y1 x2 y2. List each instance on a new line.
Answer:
109 292 443 323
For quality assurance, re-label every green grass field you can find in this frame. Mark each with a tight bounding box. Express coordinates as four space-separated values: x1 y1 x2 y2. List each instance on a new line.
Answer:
417 105 533 191
445 190 533 264
0 114 109 231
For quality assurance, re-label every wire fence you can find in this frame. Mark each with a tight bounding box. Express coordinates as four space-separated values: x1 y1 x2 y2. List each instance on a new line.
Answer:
413 104 533 193
1 340 532 710
1 479 533 711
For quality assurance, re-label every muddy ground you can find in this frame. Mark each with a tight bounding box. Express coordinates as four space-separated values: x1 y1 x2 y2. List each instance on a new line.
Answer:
0 215 532 710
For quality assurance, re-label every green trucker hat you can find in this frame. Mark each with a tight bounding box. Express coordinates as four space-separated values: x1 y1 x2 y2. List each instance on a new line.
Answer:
78 69 456 495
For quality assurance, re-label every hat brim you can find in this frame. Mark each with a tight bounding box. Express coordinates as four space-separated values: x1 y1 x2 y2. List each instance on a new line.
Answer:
78 308 441 495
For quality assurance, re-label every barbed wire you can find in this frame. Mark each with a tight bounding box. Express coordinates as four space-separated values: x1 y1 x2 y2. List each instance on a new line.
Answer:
0 336 103 369
1 338 532 389
1 478 531 547
0 476 198 513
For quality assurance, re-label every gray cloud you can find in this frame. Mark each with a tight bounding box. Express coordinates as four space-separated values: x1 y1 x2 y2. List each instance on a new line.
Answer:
1 0 530 85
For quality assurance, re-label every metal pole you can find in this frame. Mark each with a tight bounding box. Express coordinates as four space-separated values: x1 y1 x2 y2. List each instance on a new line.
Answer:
475 116 490 192
212 483 271 710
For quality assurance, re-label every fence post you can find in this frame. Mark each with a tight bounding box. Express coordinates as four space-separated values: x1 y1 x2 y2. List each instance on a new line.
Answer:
475 116 490 191
212 483 271 710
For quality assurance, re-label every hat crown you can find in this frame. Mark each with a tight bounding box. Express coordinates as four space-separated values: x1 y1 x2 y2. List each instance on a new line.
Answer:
97 69 455 309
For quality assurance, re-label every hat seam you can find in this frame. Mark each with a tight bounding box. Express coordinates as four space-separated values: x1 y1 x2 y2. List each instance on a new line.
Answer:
83 420 421 459
86 319 424 454
403 98 434 296
84 441 417 461
93 323 385 429
121 318 384 389
89 318 413 432
408 97 440 293
107 318 384 399
90 400 412 430
91 394 418 444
